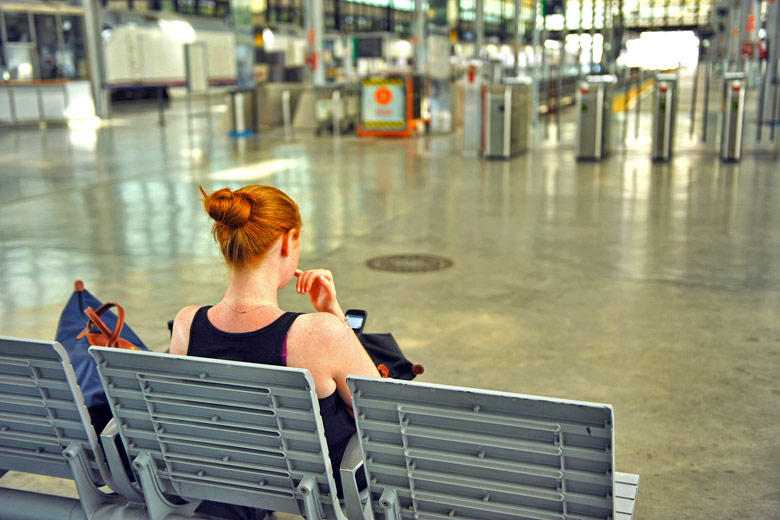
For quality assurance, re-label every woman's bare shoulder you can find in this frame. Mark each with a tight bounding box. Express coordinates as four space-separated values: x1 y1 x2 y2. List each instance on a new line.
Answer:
289 313 352 353
173 305 201 327
169 305 201 355
291 312 349 337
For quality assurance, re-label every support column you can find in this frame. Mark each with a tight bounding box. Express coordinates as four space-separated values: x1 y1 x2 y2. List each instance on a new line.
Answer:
312 0 325 86
727 0 740 67
303 0 312 47
82 0 108 118
531 0 541 125
476 0 484 58
344 35 355 79
303 0 312 83
514 0 523 75
231 0 255 88
590 0 596 68
414 0 425 73
769 0 780 139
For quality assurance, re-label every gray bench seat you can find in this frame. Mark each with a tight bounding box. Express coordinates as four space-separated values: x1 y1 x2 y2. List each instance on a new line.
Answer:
89 346 367 520
347 376 639 520
0 336 147 520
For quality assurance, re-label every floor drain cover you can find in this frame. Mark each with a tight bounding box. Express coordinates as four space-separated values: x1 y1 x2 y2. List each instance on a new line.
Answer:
366 254 453 273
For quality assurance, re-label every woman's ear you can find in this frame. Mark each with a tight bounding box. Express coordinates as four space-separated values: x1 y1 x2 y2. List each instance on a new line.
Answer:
280 228 297 257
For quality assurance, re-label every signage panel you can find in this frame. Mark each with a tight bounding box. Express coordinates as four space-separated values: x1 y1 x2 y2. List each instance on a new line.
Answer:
361 78 406 129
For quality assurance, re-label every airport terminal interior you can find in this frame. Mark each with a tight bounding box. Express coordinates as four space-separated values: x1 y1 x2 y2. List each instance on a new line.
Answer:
0 0 779 519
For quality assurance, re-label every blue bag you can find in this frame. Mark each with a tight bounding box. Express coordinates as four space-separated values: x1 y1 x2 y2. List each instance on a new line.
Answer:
55 281 148 433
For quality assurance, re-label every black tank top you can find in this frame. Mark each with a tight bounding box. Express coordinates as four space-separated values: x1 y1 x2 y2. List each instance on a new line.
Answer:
187 306 362 496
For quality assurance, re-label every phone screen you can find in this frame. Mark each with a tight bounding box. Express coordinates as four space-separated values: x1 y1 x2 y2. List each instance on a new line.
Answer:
347 315 364 330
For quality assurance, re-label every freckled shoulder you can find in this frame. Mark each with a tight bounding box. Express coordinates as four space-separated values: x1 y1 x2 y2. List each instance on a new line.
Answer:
288 312 350 358
170 305 200 355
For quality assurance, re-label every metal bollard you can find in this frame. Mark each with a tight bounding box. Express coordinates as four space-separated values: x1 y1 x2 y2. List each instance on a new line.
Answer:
332 89 341 136
576 75 617 161
282 89 292 139
226 89 257 137
652 73 678 162
721 72 747 162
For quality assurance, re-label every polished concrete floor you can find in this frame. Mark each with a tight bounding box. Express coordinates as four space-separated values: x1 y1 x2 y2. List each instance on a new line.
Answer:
0 97 779 520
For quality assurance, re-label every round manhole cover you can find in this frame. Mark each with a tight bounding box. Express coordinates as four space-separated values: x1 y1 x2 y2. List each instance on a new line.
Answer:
366 254 453 273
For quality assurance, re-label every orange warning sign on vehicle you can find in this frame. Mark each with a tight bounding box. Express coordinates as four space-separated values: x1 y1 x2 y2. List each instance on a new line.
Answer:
360 77 408 135
375 87 393 105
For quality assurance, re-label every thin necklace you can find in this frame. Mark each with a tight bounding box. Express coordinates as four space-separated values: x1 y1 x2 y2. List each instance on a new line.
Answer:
221 299 277 314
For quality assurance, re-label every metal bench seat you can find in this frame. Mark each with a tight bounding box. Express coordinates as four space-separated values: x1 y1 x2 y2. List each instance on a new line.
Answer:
0 336 145 520
89 346 367 520
347 376 639 520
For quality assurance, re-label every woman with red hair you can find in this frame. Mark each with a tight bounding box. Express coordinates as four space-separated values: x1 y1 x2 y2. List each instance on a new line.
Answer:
170 185 378 519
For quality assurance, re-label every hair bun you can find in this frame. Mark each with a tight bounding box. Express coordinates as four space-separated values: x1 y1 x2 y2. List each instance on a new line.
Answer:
201 187 256 228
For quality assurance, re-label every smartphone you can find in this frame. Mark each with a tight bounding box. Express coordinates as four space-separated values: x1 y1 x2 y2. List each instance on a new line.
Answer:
345 309 367 334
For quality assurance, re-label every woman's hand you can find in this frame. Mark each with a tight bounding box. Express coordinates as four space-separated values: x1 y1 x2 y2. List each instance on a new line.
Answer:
294 269 344 317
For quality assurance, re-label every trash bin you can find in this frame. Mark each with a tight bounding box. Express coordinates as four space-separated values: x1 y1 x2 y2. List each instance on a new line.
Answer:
482 77 532 159
225 89 257 137
576 75 617 161
721 72 747 162
652 73 679 162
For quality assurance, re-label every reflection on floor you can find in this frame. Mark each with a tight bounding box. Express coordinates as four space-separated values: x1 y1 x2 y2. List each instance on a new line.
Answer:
0 101 779 520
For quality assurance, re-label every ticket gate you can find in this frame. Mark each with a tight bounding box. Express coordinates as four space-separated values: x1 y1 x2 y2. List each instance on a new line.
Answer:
225 89 257 137
482 78 532 159
721 72 747 162
463 62 483 157
652 74 678 162
576 75 617 160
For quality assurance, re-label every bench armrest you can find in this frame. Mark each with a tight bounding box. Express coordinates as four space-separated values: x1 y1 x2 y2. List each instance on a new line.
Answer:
339 433 367 520
99 418 145 504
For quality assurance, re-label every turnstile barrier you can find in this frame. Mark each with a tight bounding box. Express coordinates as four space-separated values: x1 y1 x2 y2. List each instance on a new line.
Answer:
576 75 616 160
652 74 678 162
462 62 483 156
482 78 532 159
225 88 257 137
721 72 747 162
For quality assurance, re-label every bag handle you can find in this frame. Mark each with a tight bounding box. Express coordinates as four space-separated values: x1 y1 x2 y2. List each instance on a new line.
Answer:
77 302 125 348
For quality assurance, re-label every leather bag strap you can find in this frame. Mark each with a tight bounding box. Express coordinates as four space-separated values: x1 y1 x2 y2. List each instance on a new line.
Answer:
77 303 125 348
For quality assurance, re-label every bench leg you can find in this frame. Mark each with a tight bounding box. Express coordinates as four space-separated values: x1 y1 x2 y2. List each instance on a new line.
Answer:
297 476 324 520
64 443 125 518
339 434 368 520
133 451 200 520
99 418 146 504
378 489 401 520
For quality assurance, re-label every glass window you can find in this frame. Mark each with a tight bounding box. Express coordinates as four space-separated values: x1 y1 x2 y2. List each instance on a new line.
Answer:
61 15 87 79
34 14 59 79
503 0 514 20
5 46 35 80
5 12 32 43
566 1 580 29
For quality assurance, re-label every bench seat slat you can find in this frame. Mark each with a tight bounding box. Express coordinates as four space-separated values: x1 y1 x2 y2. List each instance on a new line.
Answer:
411 490 567 520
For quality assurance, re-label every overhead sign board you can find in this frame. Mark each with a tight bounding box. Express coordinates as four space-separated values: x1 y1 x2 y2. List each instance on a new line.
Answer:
356 37 383 58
